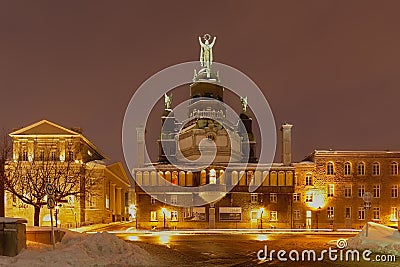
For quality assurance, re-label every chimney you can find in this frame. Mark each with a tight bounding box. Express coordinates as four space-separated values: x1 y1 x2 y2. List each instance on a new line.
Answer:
136 127 145 167
281 123 293 166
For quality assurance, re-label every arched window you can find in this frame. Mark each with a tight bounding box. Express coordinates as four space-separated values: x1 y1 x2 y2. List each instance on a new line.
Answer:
326 162 334 175
344 162 351 176
391 162 398 176
372 162 380 176
357 162 365 176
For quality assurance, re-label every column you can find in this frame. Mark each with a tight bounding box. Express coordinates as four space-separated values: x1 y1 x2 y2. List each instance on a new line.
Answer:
110 184 116 221
116 187 122 220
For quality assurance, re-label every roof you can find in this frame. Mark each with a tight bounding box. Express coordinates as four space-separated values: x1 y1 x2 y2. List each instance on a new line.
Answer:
9 119 108 160
304 149 400 161
106 162 131 187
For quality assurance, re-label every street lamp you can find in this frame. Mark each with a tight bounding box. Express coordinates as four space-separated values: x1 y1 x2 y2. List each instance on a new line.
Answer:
161 208 167 230
259 208 264 229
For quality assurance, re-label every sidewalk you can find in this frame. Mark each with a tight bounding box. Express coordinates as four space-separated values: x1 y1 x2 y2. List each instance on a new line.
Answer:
68 221 132 233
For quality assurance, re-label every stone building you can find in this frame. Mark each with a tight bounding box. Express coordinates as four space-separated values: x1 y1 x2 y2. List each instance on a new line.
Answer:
4 120 132 227
133 35 400 230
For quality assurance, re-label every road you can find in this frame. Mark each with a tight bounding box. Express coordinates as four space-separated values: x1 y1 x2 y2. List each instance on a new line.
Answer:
91 222 398 267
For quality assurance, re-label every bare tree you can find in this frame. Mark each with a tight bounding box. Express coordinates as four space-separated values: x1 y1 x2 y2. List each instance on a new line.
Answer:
0 132 12 217
3 141 101 226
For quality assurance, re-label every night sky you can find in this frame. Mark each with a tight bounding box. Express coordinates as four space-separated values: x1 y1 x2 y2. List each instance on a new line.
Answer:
1 1 400 168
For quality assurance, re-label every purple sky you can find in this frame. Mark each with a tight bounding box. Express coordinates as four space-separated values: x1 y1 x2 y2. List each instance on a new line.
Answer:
1 1 400 167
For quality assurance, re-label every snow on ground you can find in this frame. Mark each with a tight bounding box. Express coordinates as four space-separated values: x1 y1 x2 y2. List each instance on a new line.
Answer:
0 230 158 267
347 222 400 256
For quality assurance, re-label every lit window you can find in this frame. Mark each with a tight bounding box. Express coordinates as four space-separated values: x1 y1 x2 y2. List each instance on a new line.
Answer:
372 162 380 176
328 184 334 197
345 207 351 219
270 211 278 221
326 162 334 175
88 194 96 207
390 207 398 221
251 193 258 203
150 211 158 221
270 193 277 203
250 211 258 220
171 195 177 205
392 185 399 198
171 211 178 221
294 210 300 220
373 185 380 198
358 185 365 198
327 207 334 219
39 150 45 161
68 195 75 206
344 185 352 198
344 162 351 176
151 197 156 205
105 195 110 209
391 162 399 175
293 193 300 202
305 193 313 202
50 150 57 161
357 162 365 175
305 174 312 186
21 150 28 161
373 207 380 220
358 207 365 220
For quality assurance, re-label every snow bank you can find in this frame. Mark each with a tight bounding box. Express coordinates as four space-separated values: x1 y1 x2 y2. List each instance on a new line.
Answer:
347 222 400 256
0 230 157 266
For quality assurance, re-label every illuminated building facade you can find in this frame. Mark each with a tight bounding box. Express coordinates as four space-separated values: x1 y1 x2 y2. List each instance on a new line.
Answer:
5 120 132 227
133 35 400 230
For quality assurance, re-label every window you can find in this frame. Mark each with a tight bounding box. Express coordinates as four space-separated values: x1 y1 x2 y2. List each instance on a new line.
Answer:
39 150 45 161
357 162 365 175
344 162 351 175
293 193 300 202
171 195 177 205
328 184 334 197
358 185 365 198
171 211 178 221
305 174 313 186
67 150 74 161
391 207 398 221
344 185 352 198
373 207 380 220
392 185 399 198
250 210 258 220
391 162 399 175
270 211 278 221
68 195 75 206
372 162 380 176
326 162 334 175
305 193 313 202
251 193 258 203
358 207 365 220
105 195 110 209
373 185 380 198
327 207 334 219
50 150 57 161
294 210 300 220
21 150 28 161
345 207 351 219
88 194 96 207
150 211 158 221
270 193 277 203
151 197 156 205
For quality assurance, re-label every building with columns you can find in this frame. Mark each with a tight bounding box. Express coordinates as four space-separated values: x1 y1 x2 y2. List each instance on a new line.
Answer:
132 35 400 230
4 120 132 227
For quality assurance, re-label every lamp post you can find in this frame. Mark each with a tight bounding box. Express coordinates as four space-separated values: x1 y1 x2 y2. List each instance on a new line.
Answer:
259 208 264 229
161 208 167 230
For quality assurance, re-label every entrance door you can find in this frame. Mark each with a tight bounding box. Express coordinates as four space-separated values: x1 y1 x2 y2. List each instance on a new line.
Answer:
306 210 312 229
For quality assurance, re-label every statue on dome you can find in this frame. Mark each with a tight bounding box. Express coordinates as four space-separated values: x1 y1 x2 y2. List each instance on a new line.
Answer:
164 93 172 109
198 34 216 77
240 96 248 113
